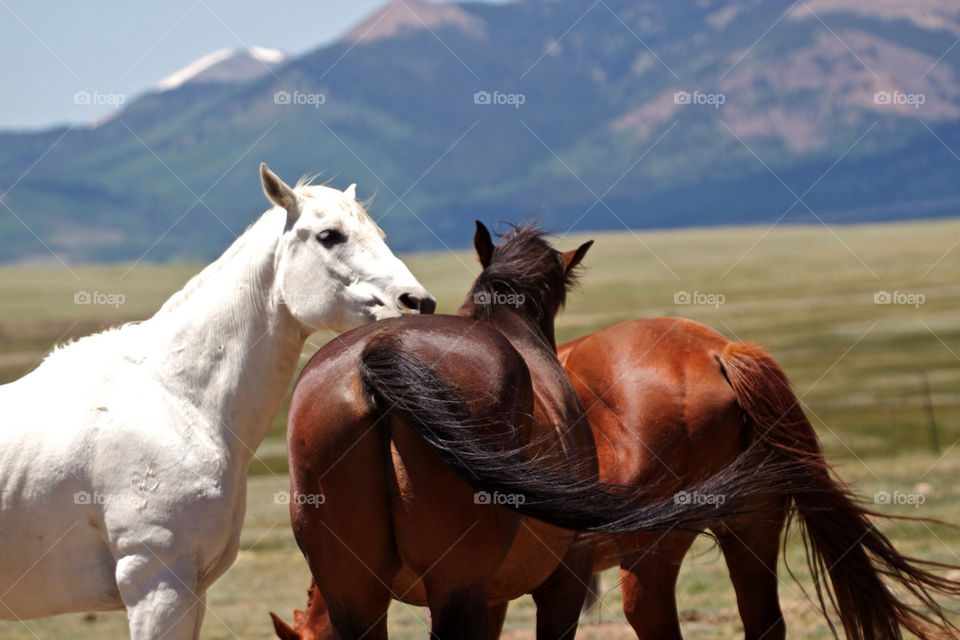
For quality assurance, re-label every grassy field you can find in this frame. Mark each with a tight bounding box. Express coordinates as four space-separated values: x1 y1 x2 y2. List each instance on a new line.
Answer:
1 218 959 638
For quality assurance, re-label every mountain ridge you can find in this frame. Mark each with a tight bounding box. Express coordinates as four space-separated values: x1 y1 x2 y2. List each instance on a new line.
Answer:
1 0 959 263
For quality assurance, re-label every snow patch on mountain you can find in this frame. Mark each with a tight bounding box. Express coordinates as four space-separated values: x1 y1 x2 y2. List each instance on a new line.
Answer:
157 47 286 92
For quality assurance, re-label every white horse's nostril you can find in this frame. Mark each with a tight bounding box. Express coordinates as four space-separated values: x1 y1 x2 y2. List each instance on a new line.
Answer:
398 293 436 314
419 296 437 314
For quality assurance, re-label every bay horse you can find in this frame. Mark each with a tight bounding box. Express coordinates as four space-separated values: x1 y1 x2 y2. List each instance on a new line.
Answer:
275 223 840 640
0 163 434 640
274 307 960 639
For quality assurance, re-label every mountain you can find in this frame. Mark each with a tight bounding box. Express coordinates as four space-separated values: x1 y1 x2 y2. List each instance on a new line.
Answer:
1 0 960 263
339 0 485 43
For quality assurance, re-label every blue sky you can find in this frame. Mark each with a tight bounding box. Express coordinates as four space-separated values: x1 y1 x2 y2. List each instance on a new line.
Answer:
0 0 504 131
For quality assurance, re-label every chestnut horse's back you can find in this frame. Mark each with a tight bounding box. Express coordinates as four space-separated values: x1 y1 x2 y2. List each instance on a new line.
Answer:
559 317 745 488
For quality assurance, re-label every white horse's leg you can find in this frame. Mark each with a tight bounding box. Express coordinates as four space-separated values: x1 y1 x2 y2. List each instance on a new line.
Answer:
117 555 205 640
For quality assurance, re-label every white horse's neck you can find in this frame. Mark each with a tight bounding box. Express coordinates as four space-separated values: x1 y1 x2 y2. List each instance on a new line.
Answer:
142 208 304 464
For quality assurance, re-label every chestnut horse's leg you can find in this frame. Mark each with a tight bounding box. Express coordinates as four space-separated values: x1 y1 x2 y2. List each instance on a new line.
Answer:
530 542 593 640
618 530 696 640
713 503 787 640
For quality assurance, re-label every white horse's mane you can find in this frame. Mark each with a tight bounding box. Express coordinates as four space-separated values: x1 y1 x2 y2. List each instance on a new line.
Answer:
296 174 379 225
296 178 382 236
39 182 386 369
295 173 326 190
154 209 280 317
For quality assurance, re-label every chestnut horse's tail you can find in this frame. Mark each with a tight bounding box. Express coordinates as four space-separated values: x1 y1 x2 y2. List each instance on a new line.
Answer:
359 336 813 535
718 342 960 640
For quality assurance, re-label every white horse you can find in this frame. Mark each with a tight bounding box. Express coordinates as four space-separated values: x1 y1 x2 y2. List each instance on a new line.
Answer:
0 163 435 639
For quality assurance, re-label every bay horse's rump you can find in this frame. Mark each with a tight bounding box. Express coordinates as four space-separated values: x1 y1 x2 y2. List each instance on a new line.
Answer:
287 315 565 608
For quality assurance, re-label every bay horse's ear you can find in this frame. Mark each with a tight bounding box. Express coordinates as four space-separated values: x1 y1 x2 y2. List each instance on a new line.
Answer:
474 220 494 268
269 611 302 640
561 240 594 274
260 162 299 225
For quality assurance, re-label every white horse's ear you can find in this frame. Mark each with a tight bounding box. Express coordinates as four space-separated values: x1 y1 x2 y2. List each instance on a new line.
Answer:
260 163 299 224
343 183 357 200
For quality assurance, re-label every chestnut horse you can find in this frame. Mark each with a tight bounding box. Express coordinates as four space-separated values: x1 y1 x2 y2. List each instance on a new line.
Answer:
275 313 960 639
274 224 818 640
555 317 960 640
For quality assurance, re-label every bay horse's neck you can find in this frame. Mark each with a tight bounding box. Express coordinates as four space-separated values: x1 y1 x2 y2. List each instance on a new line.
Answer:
458 300 557 351
143 209 305 463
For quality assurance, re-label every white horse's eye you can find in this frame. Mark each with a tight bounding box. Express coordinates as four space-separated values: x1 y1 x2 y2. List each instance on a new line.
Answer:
316 229 346 248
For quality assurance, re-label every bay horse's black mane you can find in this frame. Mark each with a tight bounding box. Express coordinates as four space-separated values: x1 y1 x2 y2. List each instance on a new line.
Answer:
468 225 580 325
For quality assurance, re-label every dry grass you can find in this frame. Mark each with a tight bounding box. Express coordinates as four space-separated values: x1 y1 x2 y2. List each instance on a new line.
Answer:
1 219 960 637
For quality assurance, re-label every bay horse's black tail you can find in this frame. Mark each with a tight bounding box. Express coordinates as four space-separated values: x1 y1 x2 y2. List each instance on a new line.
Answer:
719 342 960 640
360 336 815 535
